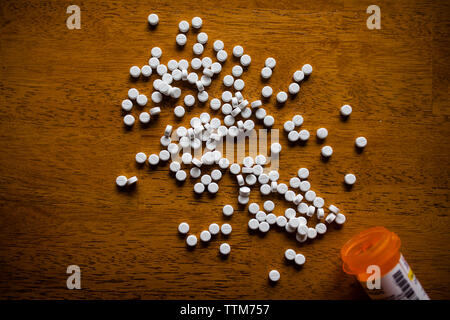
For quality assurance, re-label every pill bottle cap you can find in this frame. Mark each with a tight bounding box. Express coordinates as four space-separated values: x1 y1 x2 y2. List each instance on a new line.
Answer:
341 226 401 281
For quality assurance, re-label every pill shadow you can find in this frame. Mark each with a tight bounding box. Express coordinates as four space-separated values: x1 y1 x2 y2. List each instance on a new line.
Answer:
148 164 159 171
128 75 139 83
174 43 185 52
289 93 298 101
354 145 364 155
200 241 210 248
218 252 229 261
315 136 325 144
268 279 278 287
343 181 354 192
134 162 146 170
115 183 137 194
147 24 158 32
122 125 134 133
298 139 308 147
275 101 286 108
320 155 330 163
177 232 187 240
293 264 305 271
340 114 350 122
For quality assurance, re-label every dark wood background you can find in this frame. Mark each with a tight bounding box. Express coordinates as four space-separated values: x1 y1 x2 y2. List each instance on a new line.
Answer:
0 0 449 299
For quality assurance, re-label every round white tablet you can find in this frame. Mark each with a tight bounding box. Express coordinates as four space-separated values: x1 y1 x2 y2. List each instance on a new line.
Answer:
148 154 160 166
209 223 220 235
116 175 127 187
194 182 205 194
302 64 313 76
184 95 195 107
186 235 197 247
175 170 187 182
217 49 228 62
260 184 271 195
121 99 133 112
213 40 224 52
261 67 272 79
344 173 356 185
221 223 232 235
197 32 208 44
149 57 159 69
234 79 245 91
193 43 204 55
211 62 222 74
285 190 296 202
128 88 139 100
297 168 309 179
289 82 300 95
315 223 327 235
307 227 317 239
223 205 234 217
261 86 273 98
355 136 367 148
229 163 240 174
293 70 304 82
218 158 230 169
129 66 140 78
271 142 282 154
269 270 280 282
139 112 150 124
148 13 159 26
135 152 147 164
276 91 288 103
240 54 251 67
284 208 296 219
136 94 147 107
200 230 211 242
294 253 306 266
178 222 190 234
190 167 201 178
313 197 324 208
277 183 288 195
263 200 275 212
266 213 277 225
276 216 287 227
219 243 231 255
179 20 189 33
317 128 328 139
292 115 303 126
141 65 152 77
300 181 311 192
285 249 296 261
288 131 299 142
248 203 259 215
264 115 274 127
265 57 276 69
305 190 316 202
176 33 187 46
223 75 234 87
151 47 162 58
233 45 244 57
259 221 270 233
321 146 333 157
123 114 135 126
341 104 352 117
299 129 310 141
248 218 259 230
192 16 202 29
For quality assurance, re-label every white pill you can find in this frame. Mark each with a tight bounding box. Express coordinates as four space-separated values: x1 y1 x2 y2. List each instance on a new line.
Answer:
261 86 273 98
265 57 276 69
340 104 352 117
307 205 316 217
245 174 257 186
168 143 179 155
193 43 204 55
283 121 295 132
223 75 234 87
329 205 340 214
136 94 147 107
176 33 187 46
307 227 317 239
151 91 162 104
289 177 300 189
213 40 224 51
147 13 159 26
263 200 275 212
129 66 140 78
276 183 288 195
293 70 305 82
219 243 231 255
201 174 212 185
237 195 249 205
128 88 139 100
222 205 234 217
211 62 222 74
148 154 160 166
116 175 127 187
221 91 232 103
170 87 182 99
229 163 240 175
325 213 337 224
138 112 150 124
184 95 195 107
221 223 232 235
287 131 299 142
248 218 259 230
257 110 268 121
141 65 152 77
294 253 306 266
297 168 308 180
239 186 251 197
123 114 135 126
298 130 309 141
233 45 244 57
313 197 324 208
297 202 308 214
288 82 300 95
261 67 272 79
344 173 356 185
172 70 182 81
321 146 333 157
249 203 260 215
305 190 316 202
256 211 267 222
300 181 311 192
335 213 346 225
179 20 189 33
218 158 230 169
170 161 181 173
194 182 205 194
288 217 300 229
217 49 228 62
317 128 328 139
271 142 282 154
276 91 288 103
149 57 159 69
262 115 274 127
200 230 211 242
244 119 255 131
292 115 304 126
151 47 162 58
189 167 201 179
236 174 245 186
260 184 271 195
285 208 296 219
178 59 189 70
135 152 147 164
178 222 190 234
285 249 296 261
187 72 198 84
176 170 187 182
285 190 296 202
276 215 287 227
269 270 280 282
198 91 209 103
240 54 251 67
197 32 208 44
189 58 201 71
266 213 277 225
186 235 197 247
209 223 220 235
234 79 245 91
317 208 325 219
302 64 313 76
355 136 367 148
259 221 270 233
121 99 133 112
181 153 192 165
191 16 202 29
268 170 279 181
316 223 327 235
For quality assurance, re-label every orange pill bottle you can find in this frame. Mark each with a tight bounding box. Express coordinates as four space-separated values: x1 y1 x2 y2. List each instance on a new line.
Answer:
341 226 429 300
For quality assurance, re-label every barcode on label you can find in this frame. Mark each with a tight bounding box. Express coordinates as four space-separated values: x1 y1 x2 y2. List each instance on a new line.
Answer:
392 270 418 300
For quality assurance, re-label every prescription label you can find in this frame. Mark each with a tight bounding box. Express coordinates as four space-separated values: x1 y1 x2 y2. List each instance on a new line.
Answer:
362 255 430 300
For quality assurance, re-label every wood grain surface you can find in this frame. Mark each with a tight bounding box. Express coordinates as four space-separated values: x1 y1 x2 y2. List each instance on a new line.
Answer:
0 0 449 299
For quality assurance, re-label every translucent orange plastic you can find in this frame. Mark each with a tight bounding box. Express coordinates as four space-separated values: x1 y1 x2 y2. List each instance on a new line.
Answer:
341 226 401 282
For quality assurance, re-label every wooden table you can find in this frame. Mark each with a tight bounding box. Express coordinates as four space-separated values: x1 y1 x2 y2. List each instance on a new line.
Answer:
0 0 449 299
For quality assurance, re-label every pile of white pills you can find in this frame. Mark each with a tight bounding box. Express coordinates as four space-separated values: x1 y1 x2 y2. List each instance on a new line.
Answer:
115 14 368 284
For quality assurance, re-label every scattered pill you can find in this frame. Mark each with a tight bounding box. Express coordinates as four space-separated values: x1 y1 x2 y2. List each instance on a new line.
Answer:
176 170 187 182
265 57 276 69
220 243 231 255
313 197 324 208
261 86 273 98
293 70 305 82
269 270 280 282
221 223 232 235
325 213 337 223
151 46 162 58
344 173 356 185
148 154 160 165
335 213 346 225
317 208 325 219
209 223 220 235
141 65 152 77
263 200 275 212
178 222 190 234
316 128 328 140
261 67 272 79
277 183 288 194
213 40 224 52
264 115 275 127
234 79 245 91
316 223 327 235
116 175 127 187
129 66 140 78
355 136 367 148
179 20 189 33
176 33 187 46
259 221 270 233
124 114 135 126
248 218 259 230
299 129 310 141
321 146 333 157
223 75 234 87
341 104 352 117
276 216 287 227
200 230 212 242
305 190 316 202
294 254 306 266
285 249 296 261
194 182 205 194
302 64 313 76
288 131 299 142
276 91 288 103
193 43 204 55
240 54 251 67
217 49 228 62
271 142 282 154
186 234 197 247
288 82 300 95
147 13 159 26
128 88 139 100
223 205 234 217
197 32 208 44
